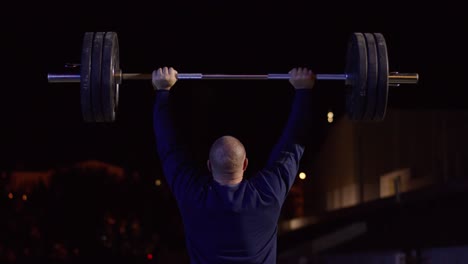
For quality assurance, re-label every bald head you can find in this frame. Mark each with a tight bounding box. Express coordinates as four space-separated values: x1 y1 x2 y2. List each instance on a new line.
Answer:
208 136 247 181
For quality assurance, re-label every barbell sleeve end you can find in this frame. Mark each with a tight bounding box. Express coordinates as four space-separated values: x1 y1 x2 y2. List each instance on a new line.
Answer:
388 72 419 84
47 74 81 83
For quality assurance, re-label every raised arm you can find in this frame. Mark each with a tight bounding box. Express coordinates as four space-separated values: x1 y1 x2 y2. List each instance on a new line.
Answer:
152 67 200 201
253 67 315 202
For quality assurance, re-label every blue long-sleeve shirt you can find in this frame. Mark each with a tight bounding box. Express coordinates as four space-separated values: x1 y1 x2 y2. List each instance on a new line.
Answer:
153 89 313 264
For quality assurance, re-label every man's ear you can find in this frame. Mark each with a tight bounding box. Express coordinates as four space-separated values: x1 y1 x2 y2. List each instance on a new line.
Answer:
243 158 248 171
207 160 212 172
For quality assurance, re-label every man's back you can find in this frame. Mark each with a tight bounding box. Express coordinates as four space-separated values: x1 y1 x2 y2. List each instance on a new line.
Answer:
180 178 281 263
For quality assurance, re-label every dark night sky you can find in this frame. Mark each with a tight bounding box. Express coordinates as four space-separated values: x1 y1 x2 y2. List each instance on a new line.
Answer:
2 1 467 172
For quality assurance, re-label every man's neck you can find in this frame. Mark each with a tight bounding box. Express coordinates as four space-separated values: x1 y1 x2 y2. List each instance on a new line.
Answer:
213 173 243 186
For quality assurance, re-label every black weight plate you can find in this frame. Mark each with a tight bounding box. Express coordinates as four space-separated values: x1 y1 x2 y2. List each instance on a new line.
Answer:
374 33 389 121
363 33 378 121
345 32 367 120
80 32 94 122
91 32 105 122
102 32 120 122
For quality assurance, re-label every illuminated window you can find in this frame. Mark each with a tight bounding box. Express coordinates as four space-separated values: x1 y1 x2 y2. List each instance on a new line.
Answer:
327 111 334 123
155 179 162 186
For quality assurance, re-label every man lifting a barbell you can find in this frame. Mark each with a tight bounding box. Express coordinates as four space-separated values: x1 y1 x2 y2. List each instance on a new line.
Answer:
152 66 315 263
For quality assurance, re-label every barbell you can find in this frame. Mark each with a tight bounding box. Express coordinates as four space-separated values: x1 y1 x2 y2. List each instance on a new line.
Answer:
47 32 418 122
